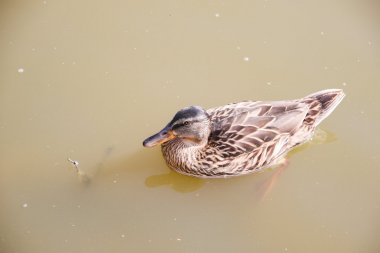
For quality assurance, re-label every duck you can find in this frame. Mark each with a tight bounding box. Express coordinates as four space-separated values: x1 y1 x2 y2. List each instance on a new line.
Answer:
143 89 345 178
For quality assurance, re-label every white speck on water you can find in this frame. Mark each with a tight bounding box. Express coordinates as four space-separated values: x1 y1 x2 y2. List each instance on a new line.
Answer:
243 57 250 62
72 61 76 65
43 1 47 4
320 31 324 36
360 110 364 114
176 238 182 241
71 223 76 227
53 46 57 50
173 217 177 221
113 180 117 183
368 41 372 46
67 158 79 169
236 46 241 50
18 68 24 73
215 13 220 18
77 205 81 208
267 82 272 86
22 203 28 208
31 48 36 52
52 204 57 208
133 47 137 50
323 66 328 70
148 239 152 243
356 58 361 63
284 248 288 252
61 62 65 65
121 234 126 238
342 82 347 86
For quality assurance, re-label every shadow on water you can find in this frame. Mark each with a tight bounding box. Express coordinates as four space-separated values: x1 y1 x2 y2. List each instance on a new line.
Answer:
76 128 337 193
80 147 206 193
145 170 205 193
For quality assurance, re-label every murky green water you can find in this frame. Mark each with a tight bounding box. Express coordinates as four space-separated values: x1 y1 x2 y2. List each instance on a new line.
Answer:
1 1 380 252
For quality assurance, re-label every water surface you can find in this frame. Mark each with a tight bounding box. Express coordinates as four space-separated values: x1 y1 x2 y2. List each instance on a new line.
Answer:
1 1 380 252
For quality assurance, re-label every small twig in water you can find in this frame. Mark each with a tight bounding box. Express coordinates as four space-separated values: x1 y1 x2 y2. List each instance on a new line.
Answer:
67 158 79 172
67 158 90 184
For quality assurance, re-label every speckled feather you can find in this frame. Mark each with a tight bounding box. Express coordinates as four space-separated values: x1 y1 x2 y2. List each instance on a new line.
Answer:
159 89 345 178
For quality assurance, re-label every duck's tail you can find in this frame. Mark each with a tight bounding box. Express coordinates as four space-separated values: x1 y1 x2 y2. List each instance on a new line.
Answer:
305 89 345 126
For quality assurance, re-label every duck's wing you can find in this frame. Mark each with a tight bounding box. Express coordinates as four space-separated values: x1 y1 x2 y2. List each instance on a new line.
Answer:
207 101 310 158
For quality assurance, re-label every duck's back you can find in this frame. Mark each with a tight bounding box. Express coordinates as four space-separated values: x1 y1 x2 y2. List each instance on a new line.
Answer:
200 89 345 177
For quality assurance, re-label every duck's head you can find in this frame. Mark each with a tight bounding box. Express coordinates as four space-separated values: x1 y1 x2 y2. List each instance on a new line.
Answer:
143 106 211 147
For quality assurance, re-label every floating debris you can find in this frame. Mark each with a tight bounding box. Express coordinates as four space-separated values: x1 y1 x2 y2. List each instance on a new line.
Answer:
22 203 28 208
67 158 79 171
67 158 91 184
18 68 24 73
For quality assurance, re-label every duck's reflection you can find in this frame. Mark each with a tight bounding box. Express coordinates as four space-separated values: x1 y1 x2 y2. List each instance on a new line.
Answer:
85 147 205 192
145 170 205 193
79 128 336 193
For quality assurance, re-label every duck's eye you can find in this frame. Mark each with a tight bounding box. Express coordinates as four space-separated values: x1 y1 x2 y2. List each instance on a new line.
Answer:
183 121 190 126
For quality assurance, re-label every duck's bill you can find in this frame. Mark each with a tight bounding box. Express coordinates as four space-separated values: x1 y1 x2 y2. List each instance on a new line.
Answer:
143 127 175 147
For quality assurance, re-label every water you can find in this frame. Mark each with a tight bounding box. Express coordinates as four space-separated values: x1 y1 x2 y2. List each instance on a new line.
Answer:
1 1 380 252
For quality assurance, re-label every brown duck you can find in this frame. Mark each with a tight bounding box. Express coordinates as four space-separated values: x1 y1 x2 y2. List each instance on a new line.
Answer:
143 89 345 178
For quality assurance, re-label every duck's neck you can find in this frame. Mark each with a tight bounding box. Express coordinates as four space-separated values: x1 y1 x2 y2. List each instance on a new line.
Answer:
161 138 207 173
